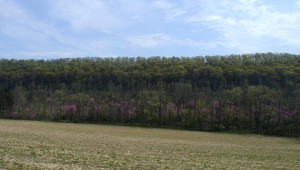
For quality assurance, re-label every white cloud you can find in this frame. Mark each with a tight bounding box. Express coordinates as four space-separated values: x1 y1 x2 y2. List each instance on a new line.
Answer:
0 0 54 43
0 0 24 20
151 0 187 20
126 33 179 48
116 0 151 22
0 0 118 58
125 33 219 50
51 0 153 32
185 39 221 49
52 0 119 32
297 0 300 7
1 38 115 58
1 0 300 58
185 0 300 52
152 0 174 10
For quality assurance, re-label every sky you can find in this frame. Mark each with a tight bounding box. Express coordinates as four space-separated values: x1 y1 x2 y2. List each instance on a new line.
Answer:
1 0 300 59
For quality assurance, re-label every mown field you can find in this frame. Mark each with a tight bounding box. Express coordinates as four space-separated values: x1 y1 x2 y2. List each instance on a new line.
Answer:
0 120 299 169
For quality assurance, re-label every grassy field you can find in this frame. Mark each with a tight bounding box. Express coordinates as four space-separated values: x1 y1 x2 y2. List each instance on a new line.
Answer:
0 120 299 169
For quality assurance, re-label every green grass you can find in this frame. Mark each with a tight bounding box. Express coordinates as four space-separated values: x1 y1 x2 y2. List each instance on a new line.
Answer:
0 120 299 169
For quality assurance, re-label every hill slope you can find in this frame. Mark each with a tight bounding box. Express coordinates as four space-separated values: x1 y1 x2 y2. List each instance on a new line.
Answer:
1 54 300 136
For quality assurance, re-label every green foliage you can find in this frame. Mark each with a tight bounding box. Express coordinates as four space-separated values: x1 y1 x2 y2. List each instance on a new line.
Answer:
0 53 299 136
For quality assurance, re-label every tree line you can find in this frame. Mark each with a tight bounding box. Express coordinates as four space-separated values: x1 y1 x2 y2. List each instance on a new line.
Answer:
0 53 299 136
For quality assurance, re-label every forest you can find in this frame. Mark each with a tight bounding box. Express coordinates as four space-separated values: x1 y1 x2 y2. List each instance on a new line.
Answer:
0 53 299 136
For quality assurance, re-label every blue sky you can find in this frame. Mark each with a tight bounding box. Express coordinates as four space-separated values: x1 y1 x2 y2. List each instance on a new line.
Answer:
1 0 300 59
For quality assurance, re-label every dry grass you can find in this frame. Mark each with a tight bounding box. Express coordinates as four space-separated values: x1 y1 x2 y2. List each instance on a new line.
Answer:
0 119 299 169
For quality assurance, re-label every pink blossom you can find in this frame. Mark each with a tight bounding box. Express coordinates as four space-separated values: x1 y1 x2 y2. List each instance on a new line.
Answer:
274 106 297 117
212 100 220 108
128 107 137 118
230 105 239 113
88 98 95 105
95 105 103 113
63 103 77 113
176 104 185 116
113 102 121 108
121 101 129 110
201 108 209 113
189 100 195 106
11 112 17 118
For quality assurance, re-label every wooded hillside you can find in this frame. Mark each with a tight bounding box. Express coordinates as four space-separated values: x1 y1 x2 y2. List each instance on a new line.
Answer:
0 53 299 136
